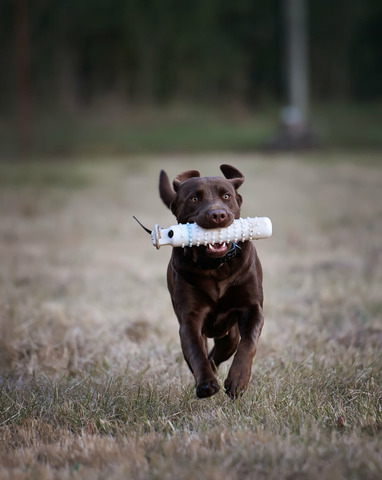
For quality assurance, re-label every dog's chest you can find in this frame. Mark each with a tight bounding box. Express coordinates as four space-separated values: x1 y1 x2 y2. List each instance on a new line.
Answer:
200 275 233 303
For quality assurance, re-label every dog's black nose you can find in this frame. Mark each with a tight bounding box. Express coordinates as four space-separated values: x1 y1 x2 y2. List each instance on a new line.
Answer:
209 209 227 226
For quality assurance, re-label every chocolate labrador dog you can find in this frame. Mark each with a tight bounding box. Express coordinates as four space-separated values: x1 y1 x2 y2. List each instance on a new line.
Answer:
159 164 264 399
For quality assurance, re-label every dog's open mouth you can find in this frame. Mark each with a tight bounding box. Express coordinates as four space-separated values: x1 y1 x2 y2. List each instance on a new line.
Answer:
205 242 229 257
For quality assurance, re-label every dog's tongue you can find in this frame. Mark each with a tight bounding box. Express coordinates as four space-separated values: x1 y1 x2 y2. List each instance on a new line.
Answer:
207 242 227 254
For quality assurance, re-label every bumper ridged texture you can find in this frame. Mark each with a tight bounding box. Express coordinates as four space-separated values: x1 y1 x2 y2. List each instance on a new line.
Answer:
151 217 272 249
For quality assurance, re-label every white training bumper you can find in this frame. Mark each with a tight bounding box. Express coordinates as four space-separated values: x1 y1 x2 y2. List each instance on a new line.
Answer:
151 217 272 249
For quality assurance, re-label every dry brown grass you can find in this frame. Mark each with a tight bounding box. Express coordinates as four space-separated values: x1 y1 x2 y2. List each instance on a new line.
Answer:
0 154 381 479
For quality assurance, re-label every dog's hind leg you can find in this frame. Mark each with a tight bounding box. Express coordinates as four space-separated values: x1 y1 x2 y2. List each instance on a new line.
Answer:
208 324 240 372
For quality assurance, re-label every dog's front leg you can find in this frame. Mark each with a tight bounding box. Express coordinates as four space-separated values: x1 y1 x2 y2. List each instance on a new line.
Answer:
179 319 220 398
224 304 264 399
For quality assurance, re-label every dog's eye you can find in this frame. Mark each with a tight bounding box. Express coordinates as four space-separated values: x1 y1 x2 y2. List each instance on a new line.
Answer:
189 195 199 203
222 193 231 200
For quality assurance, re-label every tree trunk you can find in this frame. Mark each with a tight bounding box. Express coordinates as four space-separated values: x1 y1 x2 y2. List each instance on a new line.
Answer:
14 0 33 154
285 0 309 125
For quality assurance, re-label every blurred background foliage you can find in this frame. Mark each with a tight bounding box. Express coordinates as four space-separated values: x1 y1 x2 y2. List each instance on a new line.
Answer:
1 0 382 157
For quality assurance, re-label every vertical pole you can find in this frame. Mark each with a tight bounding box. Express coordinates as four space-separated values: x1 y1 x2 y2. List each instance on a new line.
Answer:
284 0 309 125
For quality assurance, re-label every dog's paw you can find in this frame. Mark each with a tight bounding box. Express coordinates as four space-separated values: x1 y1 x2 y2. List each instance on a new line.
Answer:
196 379 220 398
224 376 248 400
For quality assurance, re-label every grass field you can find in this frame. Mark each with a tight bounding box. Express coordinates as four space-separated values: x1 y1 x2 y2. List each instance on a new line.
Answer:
2 101 382 157
0 153 381 479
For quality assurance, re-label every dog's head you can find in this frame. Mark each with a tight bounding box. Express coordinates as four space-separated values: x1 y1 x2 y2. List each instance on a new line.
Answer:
159 164 244 234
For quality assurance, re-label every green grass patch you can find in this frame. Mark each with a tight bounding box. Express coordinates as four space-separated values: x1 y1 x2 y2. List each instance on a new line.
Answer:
0 162 90 189
2 101 382 158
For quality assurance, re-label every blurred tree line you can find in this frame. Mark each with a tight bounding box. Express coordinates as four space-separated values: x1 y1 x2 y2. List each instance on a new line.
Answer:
1 0 381 114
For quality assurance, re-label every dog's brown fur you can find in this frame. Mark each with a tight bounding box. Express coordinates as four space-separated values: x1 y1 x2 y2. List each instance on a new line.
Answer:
159 165 264 399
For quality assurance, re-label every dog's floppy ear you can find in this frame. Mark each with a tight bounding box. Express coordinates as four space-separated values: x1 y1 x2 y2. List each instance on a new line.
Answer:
173 170 200 192
159 170 176 209
220 164 245 189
